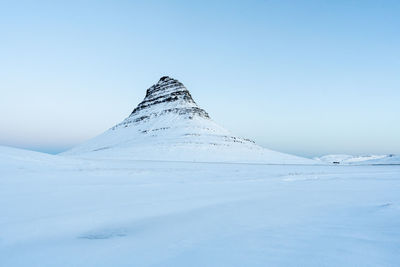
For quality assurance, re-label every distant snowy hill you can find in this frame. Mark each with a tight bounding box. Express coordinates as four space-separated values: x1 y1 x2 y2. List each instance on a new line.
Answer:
62 76 315 164
315 154 400 165
0 145 59 168
0 145 84 170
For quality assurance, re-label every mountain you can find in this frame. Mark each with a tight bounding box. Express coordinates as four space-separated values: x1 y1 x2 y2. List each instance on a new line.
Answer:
62 76 315 164
315 154 400 165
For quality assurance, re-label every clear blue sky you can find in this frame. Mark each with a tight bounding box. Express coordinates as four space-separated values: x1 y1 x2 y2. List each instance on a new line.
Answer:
0 0 399 157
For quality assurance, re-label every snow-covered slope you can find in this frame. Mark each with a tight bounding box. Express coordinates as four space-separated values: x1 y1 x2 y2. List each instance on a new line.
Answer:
0 145 62 169
315 154 400 165
0 145 85 170
362 154 400 164
62 76 314 164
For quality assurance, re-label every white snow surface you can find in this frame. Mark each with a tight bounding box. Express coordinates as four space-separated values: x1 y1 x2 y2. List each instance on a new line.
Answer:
315 154 400 165
1 145 400 266
62 77 314 164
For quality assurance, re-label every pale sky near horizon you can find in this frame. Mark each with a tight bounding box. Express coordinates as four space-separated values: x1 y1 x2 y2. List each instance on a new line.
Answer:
0 0 399 157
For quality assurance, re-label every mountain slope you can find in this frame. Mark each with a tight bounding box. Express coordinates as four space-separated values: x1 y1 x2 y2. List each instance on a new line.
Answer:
62 76 315 164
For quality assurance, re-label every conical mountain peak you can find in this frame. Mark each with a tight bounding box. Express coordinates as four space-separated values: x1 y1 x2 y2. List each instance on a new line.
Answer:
113 77 209 129
144 76 190 101
62 77 314 164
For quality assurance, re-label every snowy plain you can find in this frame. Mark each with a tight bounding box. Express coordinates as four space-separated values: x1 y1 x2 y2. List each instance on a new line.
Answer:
1 146 400 267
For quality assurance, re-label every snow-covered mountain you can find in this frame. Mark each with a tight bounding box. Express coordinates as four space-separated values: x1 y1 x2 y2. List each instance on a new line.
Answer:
62 76 314 164
315 154 400 165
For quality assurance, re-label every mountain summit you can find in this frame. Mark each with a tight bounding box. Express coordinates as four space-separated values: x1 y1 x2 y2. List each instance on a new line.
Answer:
114 76 210 130
62 77 314 164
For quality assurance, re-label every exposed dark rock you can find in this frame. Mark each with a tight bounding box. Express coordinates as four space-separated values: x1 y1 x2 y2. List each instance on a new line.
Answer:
112 77 212 130
129 76 209 120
